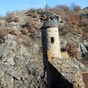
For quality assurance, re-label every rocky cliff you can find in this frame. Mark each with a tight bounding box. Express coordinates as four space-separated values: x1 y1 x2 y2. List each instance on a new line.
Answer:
0 8 88 88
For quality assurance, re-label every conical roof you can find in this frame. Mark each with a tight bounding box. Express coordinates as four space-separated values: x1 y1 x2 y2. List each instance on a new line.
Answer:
43 19 58 28
41 12 62 28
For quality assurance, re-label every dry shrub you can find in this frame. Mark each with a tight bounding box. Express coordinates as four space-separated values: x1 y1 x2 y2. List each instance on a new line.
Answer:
59 24 72 36
72 3 81 11
49 8 66 20
21 28 29 35
40 14 48 21
77 28 83 35
55 5 70 12
26 8 39 18
66 41 81 60
79 16 88 31
65 13 79 26
70 15 79 26
23 18 39 32
6 12 19 22
83 34 88 41
0 20 5 26
0 28 9 43
8 29 19 36
0 28 9 37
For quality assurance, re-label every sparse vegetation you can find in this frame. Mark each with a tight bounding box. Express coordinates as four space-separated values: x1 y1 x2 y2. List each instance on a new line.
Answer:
6 12 19 22
0 3 88 88
26 8 39 18
66 41 81 60
0 3 88 60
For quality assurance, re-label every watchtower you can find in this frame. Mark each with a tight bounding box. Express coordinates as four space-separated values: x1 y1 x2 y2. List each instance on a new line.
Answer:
41 12 84 88
42 13 62 60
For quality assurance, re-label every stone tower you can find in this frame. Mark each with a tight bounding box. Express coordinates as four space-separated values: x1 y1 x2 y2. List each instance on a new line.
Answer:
42 15 62 60
42 12 84 88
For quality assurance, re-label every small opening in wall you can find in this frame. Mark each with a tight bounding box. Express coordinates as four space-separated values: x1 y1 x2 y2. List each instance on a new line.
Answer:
51 37 54 43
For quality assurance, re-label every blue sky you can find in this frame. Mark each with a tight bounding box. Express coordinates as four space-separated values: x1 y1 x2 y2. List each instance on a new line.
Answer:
0 0 88 16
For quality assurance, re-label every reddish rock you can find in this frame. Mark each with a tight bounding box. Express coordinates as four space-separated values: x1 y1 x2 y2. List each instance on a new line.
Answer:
82 72 88 88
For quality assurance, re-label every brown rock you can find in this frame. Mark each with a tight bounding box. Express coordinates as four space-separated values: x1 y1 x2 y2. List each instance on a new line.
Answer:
21 28 29 35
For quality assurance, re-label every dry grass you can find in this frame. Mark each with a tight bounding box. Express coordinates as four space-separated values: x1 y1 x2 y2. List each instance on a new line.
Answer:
6 12 19 22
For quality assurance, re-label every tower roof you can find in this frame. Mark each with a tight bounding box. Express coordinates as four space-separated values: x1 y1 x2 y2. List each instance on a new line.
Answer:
41 11 62 28
43 19 58 28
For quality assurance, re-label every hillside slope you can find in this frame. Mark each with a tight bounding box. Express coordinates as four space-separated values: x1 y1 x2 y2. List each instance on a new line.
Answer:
0 8 88 87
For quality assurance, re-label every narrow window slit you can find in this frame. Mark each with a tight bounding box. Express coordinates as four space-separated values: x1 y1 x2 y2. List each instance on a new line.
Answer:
51 37 54 43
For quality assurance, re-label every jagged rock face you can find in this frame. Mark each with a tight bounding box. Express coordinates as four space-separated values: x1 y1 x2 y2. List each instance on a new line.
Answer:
0 34 46 88
0 34 86 88
80 40 88 59
60 36 88 60
0 10 87 88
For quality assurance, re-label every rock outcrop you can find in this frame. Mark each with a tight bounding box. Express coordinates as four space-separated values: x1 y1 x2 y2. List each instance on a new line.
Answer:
0 10 88 88
0 34 45 88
